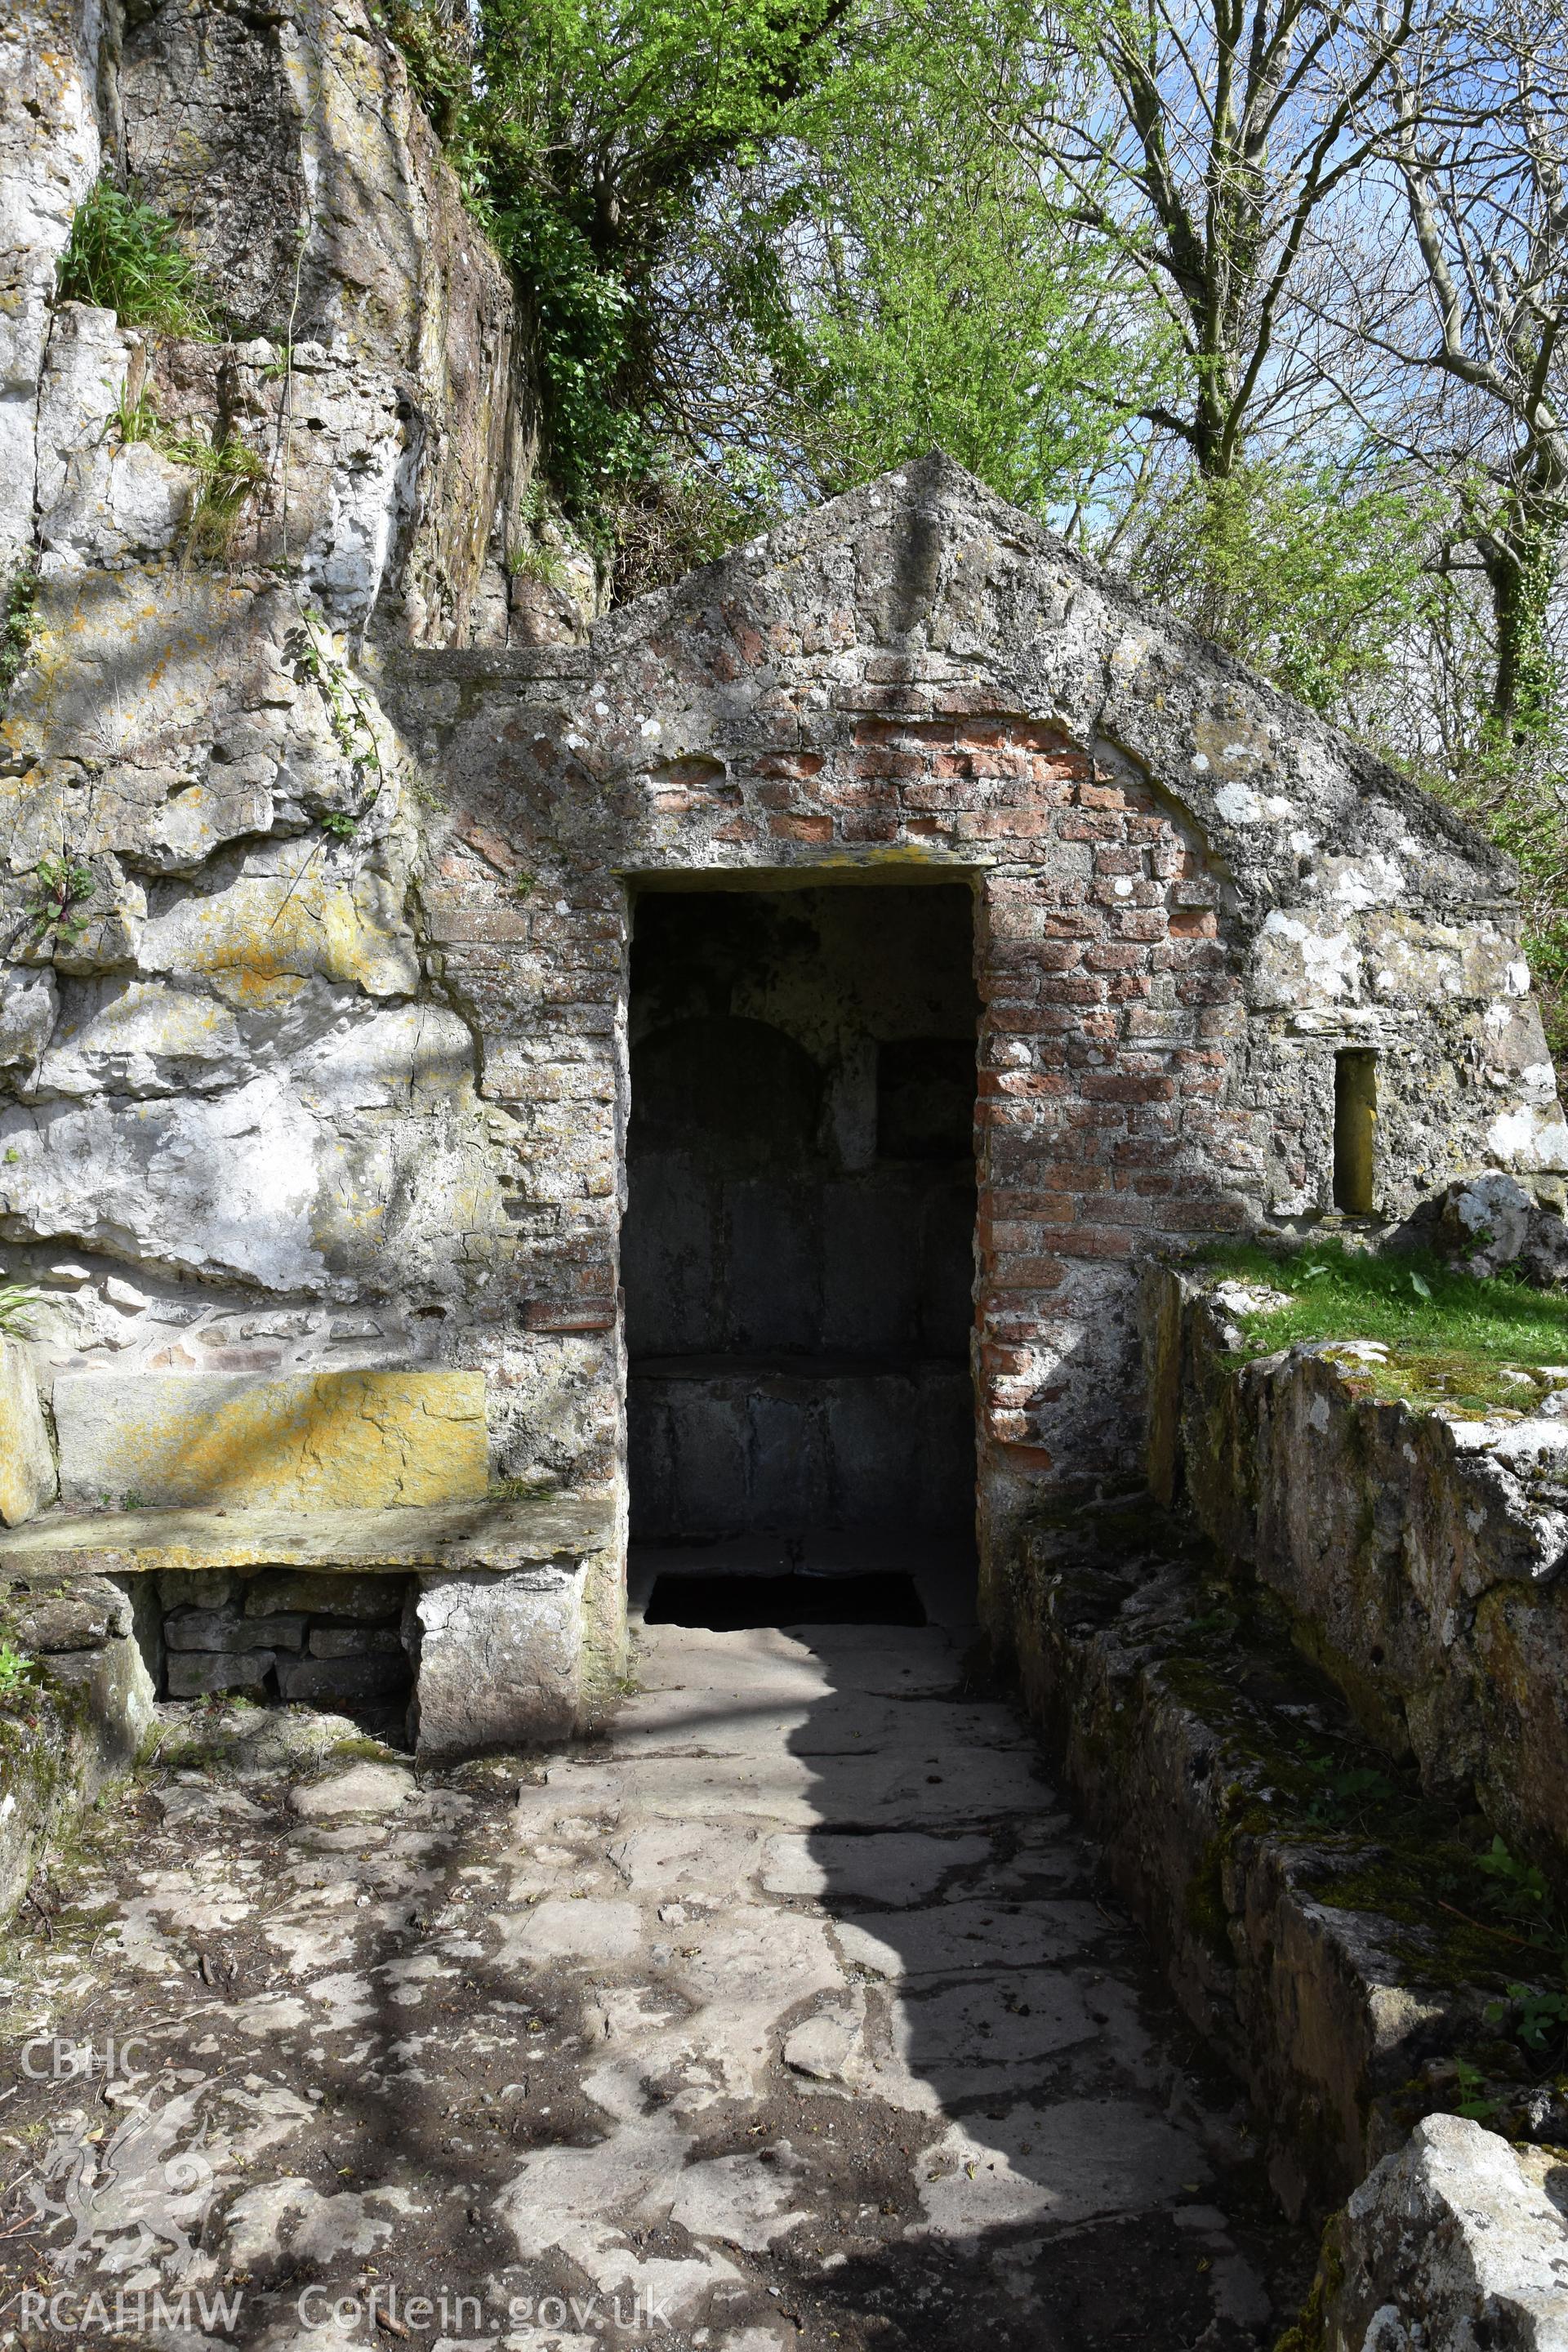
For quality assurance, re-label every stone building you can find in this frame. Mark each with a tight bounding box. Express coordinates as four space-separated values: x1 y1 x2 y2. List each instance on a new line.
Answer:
2 0 1566 1753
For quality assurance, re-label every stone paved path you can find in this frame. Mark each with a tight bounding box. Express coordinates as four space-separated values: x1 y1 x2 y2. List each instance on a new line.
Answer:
0 1613 1299 2352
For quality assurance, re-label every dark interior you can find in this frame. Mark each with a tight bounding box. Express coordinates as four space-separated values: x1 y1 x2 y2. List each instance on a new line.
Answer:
644 1570 928 1630
623 881 979 1564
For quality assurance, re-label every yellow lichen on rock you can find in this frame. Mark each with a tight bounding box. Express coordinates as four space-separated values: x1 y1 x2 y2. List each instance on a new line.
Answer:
51 1368 488 1511
137 854 420 1004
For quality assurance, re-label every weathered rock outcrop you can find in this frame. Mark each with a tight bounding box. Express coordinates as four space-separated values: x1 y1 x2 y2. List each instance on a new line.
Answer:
0 1568 154 1923
0 0 100 582
18 0 546 640
2 0 561 1382
1145 1265 1568 1874
1294 2114 1568 2350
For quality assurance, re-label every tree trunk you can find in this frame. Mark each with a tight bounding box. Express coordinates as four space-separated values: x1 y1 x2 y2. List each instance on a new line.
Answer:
1483 502 1558 742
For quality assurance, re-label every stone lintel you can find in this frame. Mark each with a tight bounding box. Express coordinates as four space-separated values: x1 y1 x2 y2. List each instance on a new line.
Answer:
0 1495 615 1580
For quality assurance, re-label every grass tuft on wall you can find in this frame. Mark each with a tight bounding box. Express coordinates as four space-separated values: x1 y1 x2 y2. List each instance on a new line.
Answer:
1196 1240 1568 1415
56 179 212 337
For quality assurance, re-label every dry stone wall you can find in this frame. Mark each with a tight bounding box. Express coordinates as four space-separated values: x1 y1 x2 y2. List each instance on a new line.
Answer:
1146 1263 1568 1877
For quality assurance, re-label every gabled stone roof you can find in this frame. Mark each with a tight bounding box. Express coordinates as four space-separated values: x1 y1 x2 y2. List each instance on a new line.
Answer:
574 450 1513 924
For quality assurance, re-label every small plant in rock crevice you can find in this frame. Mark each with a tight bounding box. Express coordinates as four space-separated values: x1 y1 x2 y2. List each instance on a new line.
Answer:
0 1644 36 1699
162 429 270 564
1448 1839 1568 2097
285 612 385 806
107 382 161 448
25 853 96 949
508 538 570 590
488 1473 558 1503
0 1284 44 1338
280 612 390 851
97 394 270 564
0 560 39 706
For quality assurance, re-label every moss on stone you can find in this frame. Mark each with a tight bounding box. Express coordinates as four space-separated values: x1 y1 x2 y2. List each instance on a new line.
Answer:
1016 1494 1555 2084
1272 2215 1345 2352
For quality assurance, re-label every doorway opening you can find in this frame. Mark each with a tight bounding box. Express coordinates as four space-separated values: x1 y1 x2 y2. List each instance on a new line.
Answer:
623 881 979 1628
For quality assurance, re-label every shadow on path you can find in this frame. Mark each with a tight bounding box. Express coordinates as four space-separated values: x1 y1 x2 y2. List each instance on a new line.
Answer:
0 1552 1307 2352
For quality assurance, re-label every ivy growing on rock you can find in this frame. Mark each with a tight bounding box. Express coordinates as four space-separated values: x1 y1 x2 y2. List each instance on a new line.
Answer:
376 0 848 519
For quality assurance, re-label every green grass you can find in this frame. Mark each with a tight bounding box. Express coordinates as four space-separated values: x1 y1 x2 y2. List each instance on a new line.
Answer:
162 429 268 561
108 382 160 446
0 1282 44 1337
56 179 212 336
1196 1238 1568 1414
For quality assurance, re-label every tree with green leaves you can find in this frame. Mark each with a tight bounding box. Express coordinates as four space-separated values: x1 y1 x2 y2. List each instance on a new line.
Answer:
649 0 1169 524
410 0 853 512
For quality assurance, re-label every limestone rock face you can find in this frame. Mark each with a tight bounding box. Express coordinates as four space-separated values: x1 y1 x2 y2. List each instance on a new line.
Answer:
1320 2115 1568 2350
0 1334 56 1524
113 0 541 645
0 0 578 1512
35 305 189 567
0 0 99 577
0 968 56 1072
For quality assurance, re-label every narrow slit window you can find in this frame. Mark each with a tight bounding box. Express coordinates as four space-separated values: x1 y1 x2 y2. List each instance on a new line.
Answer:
1333 1049 1378 1214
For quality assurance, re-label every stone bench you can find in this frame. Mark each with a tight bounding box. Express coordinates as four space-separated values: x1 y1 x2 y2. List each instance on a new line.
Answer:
0 1495 620 1758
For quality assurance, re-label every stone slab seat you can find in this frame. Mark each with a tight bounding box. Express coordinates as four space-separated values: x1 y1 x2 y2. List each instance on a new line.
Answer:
0 1496 621 1761
0 1494 616 1577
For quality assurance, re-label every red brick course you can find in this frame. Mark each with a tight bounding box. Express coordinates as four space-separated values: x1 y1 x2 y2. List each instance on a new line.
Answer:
442 679 1259 1486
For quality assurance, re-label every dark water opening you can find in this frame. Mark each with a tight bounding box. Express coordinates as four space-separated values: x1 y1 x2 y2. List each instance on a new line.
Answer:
644 1568 927 1629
